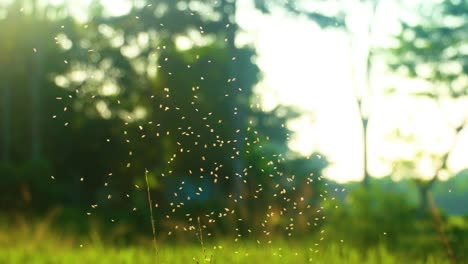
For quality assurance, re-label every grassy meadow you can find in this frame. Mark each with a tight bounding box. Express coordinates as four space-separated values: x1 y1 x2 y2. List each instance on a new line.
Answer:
0 219 450 264
1 239 450 264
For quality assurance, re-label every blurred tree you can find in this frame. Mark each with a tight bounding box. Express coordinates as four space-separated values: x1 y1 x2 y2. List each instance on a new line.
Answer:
387 0 468 261
0 0 329 237
388 0 467 214
0 1 78 208
254 0 383 187
81 0 328 232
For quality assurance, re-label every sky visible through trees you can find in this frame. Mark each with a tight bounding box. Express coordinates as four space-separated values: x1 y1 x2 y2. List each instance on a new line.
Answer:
63 0 468 183
6 0 466 184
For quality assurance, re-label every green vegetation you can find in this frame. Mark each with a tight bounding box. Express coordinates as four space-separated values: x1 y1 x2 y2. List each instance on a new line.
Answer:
0 225 450 264
0 0 467 263
1 244 449 264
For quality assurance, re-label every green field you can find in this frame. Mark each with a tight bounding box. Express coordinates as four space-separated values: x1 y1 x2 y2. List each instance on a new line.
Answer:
1 234 449 264
0 216 452 264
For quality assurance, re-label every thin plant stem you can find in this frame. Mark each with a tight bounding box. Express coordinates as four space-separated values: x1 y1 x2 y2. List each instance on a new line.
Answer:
145 169 158 259
197 216 209 263
428 192 457 263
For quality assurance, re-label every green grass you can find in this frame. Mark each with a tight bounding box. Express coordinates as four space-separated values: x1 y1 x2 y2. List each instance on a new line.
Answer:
1 238 450 264
0 216 450 264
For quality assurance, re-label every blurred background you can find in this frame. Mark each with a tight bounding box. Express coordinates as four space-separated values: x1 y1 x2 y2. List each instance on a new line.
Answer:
0 0 467 262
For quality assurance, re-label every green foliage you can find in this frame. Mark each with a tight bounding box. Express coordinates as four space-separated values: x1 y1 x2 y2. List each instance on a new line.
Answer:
325 183 417 250
385 1 467 235
254 0 346 29
323 176 468 260
388 0 468 98
0 158 65 211
0 0 329 235
445 216 468 260
0 222 451 264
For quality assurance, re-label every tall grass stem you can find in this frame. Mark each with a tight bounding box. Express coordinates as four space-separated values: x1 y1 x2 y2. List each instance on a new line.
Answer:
145 169 158 259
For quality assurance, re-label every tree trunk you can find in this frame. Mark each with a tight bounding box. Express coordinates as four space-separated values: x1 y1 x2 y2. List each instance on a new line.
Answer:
221 0 249 233
1 78 12 162
360 0 380 187
362 115 370 187
30 41 44 160
417 182 431 214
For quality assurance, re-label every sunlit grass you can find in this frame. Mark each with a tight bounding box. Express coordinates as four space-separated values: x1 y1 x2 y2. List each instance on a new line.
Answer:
1 241 450 264
0 213 451 264
0 226 450 264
